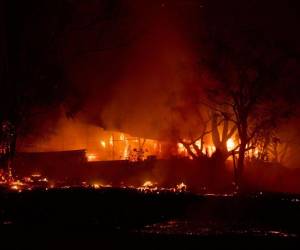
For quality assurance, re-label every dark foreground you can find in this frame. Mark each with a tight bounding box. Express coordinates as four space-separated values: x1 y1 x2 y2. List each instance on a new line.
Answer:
1 187 300 249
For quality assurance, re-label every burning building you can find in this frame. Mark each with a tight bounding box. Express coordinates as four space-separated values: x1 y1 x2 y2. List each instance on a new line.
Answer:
0 0 299 195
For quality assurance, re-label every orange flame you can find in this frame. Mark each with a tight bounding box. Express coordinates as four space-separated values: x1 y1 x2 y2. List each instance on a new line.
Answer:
100 140 106 148
226 138 235 151
87 153 97 161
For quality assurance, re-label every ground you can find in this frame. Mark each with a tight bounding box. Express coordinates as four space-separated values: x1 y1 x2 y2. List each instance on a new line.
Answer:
0 188 300 249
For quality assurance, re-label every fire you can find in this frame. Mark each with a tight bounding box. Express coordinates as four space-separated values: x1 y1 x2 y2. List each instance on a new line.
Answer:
10 185 19 190
9 180 26 191
31 173 41 178
91 182 112 188
177 143 186 154
142 181 154 187
87 153 97 161
123 138 129 160
206 145 216 157
85 131 161 161
137 180 158 192
226 138 235 151
93 183 100 189
254 148 259 158
195 139 201 149
176 182 187 191
136 181 188 193
100 140 106 148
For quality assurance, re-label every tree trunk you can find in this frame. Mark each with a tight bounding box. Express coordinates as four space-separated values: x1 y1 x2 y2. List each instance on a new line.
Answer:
236 139 246 189
211 113 221 148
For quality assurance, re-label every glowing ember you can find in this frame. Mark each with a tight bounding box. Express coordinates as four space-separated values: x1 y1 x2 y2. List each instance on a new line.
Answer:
10 185 19 190
92 183 111 188
31 173 41 178
9 180 26 191
93 183 100 189
143 181 154 187
137 181 159 192
226 138 235 151
109 136 113 146
176 182 187 191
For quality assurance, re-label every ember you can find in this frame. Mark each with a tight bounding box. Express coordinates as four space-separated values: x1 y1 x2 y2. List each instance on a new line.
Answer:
142 181 154 188
176 182 187 192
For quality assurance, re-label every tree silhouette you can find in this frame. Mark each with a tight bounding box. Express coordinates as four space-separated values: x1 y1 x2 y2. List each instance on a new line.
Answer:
200 29 298 188
0 0 70 169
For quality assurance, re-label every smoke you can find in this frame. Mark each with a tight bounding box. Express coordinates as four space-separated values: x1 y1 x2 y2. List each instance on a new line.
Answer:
18 0 300 168
64 0 205 140
17 0 207 153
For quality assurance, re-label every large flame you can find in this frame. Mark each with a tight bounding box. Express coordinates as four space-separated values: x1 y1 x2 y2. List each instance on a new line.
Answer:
177 143 186 155
226 138 235 151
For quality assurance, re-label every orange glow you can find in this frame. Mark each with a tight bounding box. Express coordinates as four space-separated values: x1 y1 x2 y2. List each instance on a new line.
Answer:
177 143 186 154
87 153 97 161
137 180 159 192
142 181 154 187
206 145 216 157
10 185 19 190
254 148 259 158
195 139 201 149
85 131 160 161
9 180 26 191
123 138 129 160
176 182 187 191
97 133 153 160
226 138 235 151
100 140 106 148
31 173 41 178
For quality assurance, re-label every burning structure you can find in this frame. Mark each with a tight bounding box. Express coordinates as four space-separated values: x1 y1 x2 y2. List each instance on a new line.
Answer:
9 114 298 194
0 0 300 194
2 3 300 248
